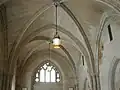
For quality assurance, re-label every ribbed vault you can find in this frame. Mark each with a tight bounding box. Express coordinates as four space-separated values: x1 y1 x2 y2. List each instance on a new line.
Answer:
1 0 119 90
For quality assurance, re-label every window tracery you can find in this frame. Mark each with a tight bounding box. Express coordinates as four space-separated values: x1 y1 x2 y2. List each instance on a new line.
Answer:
34 62 61 83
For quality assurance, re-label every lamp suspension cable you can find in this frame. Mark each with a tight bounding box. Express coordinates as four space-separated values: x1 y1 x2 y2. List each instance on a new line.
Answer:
55 4 58 35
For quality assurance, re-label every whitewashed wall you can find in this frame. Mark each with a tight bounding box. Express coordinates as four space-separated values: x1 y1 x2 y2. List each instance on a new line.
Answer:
100 23 120 90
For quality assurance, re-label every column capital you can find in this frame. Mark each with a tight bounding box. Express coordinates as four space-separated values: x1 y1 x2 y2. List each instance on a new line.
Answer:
90 72 99 77
53 0 65 5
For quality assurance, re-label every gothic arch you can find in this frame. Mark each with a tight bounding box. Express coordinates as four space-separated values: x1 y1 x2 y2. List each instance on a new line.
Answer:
29 51 73 90
96 0 120 13
8 2 53 73
12 24 92 76
96 11 120 90
8 1 96 89
108 57 120 90
96 12 120 73
96 0 120 64
21 24 91 71
19 40 76 76
33 60 62 83
8 1 95 76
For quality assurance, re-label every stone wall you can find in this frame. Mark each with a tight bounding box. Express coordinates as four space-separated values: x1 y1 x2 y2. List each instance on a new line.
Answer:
100 23 120 90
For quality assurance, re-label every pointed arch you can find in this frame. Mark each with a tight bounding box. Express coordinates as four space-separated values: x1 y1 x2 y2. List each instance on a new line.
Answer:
33 60 61 83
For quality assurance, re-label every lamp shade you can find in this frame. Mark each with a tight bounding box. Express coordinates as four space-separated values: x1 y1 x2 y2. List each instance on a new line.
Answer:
52 36 61 48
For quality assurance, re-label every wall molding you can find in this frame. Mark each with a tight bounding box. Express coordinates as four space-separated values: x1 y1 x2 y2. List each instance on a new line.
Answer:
108 57 120 90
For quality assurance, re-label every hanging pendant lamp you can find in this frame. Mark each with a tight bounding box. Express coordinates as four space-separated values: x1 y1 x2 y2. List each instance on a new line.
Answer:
52 4 61 49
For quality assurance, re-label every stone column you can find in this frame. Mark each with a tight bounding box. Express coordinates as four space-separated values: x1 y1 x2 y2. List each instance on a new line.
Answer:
63 76 69 90
63 79 68 90
90 73 98 90
0 4 13 90
0 70 13 90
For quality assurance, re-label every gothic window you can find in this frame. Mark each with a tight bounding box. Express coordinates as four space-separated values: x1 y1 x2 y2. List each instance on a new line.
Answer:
108 24 113 41
34 62 61 83
82 55 85 66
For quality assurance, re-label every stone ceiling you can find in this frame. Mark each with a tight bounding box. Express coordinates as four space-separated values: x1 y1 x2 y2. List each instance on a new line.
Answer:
3 0 113 74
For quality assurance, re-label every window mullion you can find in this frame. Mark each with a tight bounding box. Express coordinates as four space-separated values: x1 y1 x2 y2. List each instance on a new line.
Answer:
34 62 61 83
55 71 57 82
44 70 46 82
50 71 51 82
38 71 40 82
